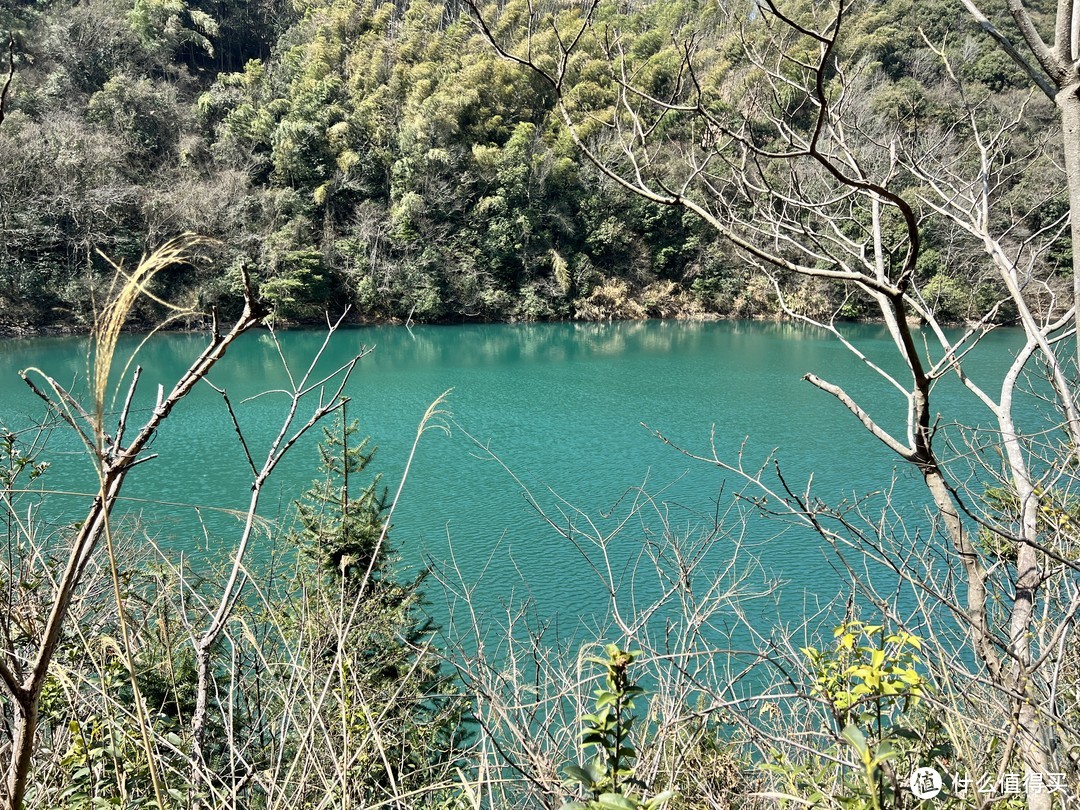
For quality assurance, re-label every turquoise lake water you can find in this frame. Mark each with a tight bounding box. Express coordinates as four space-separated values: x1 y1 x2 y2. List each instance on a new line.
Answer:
0 320 1022 643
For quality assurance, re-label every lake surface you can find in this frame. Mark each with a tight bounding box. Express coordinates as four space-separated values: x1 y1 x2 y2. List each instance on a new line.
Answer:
0 320 1021 644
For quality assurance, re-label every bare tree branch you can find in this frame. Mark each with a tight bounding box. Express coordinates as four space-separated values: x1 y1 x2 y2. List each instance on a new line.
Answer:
960 0 1057 98
802 373 913 458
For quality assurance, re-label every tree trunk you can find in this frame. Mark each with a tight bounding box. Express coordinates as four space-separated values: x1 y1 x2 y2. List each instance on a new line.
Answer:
1011 479 1051 810
1058 81 1080 375
2 484 116 810
189 640 213 808
3 705 35 810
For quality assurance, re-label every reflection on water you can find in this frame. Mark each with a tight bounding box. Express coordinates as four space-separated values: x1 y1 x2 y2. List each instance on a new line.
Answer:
0 320 1023 643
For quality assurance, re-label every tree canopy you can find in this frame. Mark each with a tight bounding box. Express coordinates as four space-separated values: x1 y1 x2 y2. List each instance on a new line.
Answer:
0 0 1065 332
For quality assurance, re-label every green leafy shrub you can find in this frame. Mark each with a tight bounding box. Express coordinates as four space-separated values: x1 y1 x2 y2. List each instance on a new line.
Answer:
803 622 925 728
977 484 1080 562
787 622 953 810
559 645 675 810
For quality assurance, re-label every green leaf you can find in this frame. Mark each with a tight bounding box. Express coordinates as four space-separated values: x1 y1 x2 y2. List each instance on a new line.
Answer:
597 794 639 810
587 759 607 783
564 764 596 789
899 668 922 685
643 790 677 809
841 723 868 757
871 740 896 767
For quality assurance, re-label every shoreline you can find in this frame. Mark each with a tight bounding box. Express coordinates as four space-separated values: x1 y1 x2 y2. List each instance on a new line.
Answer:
0 310 715 340
0 312 819 341
0 309 926 341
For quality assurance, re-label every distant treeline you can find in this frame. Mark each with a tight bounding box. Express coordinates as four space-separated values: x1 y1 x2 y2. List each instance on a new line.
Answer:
0 0 1065 333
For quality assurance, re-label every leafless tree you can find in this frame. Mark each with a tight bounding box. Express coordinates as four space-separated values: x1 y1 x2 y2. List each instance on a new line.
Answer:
464 0 1080 807
0 237 362 810
959 0 1080 368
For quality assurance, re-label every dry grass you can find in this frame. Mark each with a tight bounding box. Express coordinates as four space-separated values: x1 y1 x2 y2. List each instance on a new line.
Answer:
91 234 207 443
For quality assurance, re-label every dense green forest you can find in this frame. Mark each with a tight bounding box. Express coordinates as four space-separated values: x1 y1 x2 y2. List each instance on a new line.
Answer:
0 0 1065 333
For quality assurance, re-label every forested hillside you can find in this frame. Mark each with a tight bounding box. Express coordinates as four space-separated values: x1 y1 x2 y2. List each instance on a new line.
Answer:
0 0 1066 332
